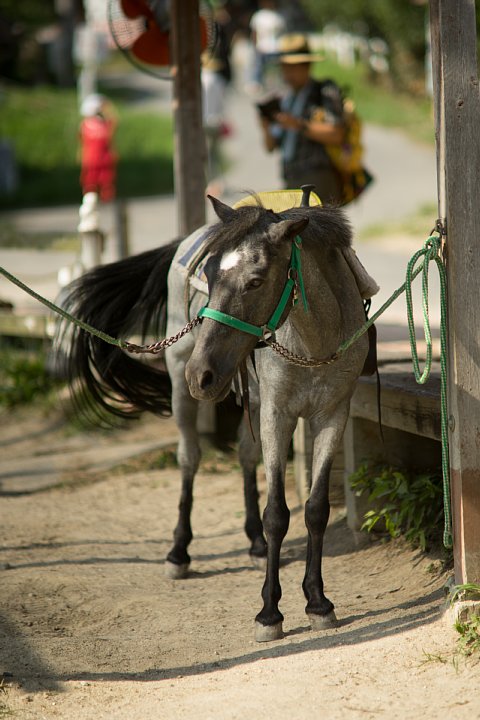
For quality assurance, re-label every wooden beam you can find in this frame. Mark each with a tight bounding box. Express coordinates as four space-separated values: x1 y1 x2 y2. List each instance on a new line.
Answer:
170 0 207 236
430 0 480 583
0 312 53 340
350 364 441 441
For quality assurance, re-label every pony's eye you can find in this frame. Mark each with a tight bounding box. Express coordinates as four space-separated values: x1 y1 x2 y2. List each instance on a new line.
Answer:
246 278 263 290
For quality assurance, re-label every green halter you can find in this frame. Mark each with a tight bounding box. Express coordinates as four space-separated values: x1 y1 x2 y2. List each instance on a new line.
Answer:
197 236 308 340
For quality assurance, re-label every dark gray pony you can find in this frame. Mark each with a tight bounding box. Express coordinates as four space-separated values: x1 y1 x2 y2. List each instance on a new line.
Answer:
58 195 377 642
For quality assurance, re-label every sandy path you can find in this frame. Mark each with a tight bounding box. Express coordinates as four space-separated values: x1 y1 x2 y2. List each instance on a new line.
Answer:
0 406 478 719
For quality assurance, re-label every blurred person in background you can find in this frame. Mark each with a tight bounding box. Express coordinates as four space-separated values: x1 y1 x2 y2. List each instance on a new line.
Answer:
249 0 285 91
257 33 345 204
201 51 232 195
79 93 118 203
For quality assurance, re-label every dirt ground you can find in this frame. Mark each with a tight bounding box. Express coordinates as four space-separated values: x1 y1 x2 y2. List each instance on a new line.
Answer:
1 403 479 720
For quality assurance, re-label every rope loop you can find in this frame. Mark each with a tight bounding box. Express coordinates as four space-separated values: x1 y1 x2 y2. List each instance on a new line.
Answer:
405 234 440 384
404 232 451 547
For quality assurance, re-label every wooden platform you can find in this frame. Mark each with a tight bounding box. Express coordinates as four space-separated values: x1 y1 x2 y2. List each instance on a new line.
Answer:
350 361 441 441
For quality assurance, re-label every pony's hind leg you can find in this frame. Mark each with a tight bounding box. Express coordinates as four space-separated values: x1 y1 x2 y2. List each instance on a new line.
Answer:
164 377 201 580
302 404 350 629
238 407 267 568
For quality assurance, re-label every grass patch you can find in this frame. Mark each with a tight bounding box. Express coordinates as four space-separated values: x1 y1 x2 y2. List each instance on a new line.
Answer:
109 447 178 475
312 59 435 145
358 201 438 242
0 349 63 408
0 84 174 209
455 614 480 659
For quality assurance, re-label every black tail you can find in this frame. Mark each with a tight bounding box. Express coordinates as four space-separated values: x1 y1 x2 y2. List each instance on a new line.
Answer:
57 240 181 425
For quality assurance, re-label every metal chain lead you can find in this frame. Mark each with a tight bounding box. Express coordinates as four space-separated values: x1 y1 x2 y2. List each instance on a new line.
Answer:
124 316 202 354
265 338 339 367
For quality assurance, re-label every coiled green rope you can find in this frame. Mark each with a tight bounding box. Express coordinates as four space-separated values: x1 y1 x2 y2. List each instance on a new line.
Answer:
335 233 452 548
405 235 452 548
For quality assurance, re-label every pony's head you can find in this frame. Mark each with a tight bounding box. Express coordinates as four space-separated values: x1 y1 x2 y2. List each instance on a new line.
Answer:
185 196 308 402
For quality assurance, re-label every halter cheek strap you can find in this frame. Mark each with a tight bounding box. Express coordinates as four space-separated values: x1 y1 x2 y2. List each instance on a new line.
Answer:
197 236 308 341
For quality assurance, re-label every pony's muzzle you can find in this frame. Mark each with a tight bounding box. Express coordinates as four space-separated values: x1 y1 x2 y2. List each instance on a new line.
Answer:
198 369 214 391
185 357 232 402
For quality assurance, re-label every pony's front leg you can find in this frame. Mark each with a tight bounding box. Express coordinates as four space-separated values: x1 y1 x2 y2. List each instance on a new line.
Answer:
164 373 201 580
302 403 350 629
254 411 296 642
238 406 267 568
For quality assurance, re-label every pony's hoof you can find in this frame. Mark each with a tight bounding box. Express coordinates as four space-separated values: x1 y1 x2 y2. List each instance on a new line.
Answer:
307 610 338 630
164 561 189 579
255 621 284 643
250 554 267 571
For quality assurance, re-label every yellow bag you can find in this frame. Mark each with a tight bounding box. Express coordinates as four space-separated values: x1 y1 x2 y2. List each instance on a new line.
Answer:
321 98 373 205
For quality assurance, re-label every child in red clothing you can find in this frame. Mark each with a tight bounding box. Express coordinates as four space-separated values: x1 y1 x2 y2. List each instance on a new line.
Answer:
79 94 118 202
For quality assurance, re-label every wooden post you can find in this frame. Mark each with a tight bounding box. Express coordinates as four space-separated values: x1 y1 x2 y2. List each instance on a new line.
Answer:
430 0 480 584
170 1 215 436
170 0 207 236
112 199 130 261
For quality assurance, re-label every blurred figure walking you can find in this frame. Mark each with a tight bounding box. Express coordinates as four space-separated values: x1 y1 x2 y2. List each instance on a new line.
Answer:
249 0 285 91
201 51 231 195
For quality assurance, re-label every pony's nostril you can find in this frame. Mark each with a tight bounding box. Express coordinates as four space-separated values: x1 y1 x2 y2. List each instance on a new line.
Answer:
199 370 214 390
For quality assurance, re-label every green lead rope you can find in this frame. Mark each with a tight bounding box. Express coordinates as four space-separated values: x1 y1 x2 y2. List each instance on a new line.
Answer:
0 265 128 350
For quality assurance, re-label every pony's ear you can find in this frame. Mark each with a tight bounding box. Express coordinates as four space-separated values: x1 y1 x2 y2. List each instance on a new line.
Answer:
269 217 309 244
207 195 236 222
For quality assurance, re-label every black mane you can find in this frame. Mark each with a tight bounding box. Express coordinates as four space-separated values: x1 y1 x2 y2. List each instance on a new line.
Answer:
202 199 352 262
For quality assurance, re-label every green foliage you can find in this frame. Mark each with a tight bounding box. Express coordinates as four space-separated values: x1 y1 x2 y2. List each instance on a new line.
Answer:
301 0 429 92
454 615 480 658
0 350 61 407
0 0 56 28
349 462 444 551
303 0 480 94
451 584 480 658
0 85 174 209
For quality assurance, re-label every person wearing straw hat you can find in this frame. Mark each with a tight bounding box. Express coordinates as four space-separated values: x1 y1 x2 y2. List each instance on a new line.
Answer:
257 33 345 204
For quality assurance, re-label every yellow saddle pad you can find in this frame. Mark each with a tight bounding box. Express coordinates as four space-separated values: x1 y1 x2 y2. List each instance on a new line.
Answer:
233 189 321 213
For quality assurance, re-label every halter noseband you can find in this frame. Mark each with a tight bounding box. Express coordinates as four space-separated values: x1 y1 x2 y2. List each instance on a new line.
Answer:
197 235 308 342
